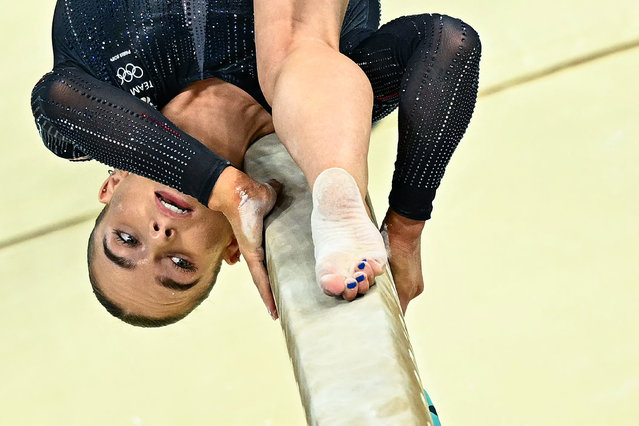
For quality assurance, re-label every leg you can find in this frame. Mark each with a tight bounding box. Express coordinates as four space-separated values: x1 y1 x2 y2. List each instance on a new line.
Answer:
254 0 371 193
253 0 387 299
347 14 482 311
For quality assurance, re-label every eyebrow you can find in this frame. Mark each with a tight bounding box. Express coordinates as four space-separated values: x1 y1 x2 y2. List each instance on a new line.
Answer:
103 237 136 269
156 276 200 291
102 236 200 290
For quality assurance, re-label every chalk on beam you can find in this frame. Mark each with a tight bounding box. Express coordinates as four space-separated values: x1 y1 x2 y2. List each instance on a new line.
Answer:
245 133 433 426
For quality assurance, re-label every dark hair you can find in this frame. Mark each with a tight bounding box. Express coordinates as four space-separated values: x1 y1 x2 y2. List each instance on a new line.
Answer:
87 204 221 327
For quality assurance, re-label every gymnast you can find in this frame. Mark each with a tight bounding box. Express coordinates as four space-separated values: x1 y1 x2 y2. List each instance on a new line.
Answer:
31 0 481 326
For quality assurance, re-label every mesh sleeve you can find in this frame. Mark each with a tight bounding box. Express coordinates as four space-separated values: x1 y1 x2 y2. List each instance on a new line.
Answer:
31 64 232 206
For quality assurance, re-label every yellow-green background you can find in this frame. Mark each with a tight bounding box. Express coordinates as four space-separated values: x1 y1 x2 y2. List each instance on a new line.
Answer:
1 1 638 425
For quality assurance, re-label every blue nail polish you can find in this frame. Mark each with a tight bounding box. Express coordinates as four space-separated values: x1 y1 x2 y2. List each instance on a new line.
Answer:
362 259 367 262
358 262 366 270
347 282 357 289
356 275 365 283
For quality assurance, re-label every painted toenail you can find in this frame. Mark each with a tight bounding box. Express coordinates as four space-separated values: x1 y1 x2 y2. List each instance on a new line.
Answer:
358 262 366 270
356 275 365 283
347 282 357 289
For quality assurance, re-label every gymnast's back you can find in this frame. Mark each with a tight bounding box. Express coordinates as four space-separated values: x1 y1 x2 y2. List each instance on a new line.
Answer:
51 0 378 111
51 0 267 111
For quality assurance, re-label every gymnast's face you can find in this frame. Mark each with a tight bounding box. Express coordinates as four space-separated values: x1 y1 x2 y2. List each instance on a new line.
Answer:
90 171 241 321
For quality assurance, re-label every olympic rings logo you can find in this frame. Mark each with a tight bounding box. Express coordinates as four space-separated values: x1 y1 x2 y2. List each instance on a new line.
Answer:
116 63 144 84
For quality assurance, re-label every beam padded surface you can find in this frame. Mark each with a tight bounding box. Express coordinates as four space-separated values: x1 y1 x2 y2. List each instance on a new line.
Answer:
245 134 431 426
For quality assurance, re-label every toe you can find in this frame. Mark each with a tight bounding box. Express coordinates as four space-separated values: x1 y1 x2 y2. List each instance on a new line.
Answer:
355 259 376 287
354 271 370 295
343 278 359 301
319 274 346 297
367 258 385 276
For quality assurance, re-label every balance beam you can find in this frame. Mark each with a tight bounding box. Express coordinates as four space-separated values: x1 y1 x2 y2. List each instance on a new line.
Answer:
245 134 433 426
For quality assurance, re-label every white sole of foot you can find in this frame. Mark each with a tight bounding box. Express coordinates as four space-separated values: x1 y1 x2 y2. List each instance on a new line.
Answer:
311 168 387 296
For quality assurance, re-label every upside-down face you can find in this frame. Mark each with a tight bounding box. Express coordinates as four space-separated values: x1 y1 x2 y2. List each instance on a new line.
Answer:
90 171 241 321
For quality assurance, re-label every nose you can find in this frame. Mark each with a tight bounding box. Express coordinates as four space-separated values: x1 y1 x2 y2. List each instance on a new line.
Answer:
151 221 175 239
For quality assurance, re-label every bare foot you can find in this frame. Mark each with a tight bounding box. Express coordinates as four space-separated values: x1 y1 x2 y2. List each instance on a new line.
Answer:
381 209 426 314
311 168 387 301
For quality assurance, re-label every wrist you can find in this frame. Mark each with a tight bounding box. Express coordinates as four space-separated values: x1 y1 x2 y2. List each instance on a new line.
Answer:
383 208 425 240
208 167 244 212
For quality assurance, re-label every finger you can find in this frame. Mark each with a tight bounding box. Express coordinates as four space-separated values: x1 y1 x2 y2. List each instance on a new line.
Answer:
245 255 278 320
399 296 409 315
265 178 283 196
231 217 276 318
259 181 278 213
241 246 277 314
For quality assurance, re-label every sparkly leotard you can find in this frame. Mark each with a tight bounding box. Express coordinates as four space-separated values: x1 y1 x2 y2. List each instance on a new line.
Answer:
32 0 481 220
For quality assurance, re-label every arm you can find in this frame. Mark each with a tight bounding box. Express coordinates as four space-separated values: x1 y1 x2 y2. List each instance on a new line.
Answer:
346 14 482 311
31 63 279 317
31 63 231 207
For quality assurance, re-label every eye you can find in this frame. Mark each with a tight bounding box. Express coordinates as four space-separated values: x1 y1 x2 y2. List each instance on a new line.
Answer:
171 256 196 272
114 230 138 246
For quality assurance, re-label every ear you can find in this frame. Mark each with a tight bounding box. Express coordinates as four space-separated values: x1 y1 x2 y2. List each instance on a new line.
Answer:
98 170 129 204
222 236 241 265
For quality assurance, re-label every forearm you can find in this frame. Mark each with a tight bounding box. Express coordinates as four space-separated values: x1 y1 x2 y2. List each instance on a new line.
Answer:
31 64 232 206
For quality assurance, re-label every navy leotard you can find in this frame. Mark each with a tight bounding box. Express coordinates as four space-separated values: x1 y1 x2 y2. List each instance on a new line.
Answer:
32 0 481 220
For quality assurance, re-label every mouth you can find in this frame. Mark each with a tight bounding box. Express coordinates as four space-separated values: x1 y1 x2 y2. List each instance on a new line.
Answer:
155 191 194 217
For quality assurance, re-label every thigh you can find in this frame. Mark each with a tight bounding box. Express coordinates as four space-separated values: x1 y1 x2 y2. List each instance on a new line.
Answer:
253 0 349 61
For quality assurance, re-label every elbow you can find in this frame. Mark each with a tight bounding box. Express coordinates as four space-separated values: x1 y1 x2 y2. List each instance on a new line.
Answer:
31 71 59 133
30 70 88 160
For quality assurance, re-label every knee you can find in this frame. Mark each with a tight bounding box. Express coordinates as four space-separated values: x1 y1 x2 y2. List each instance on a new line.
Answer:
384 13 481 68
436 14 482 56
